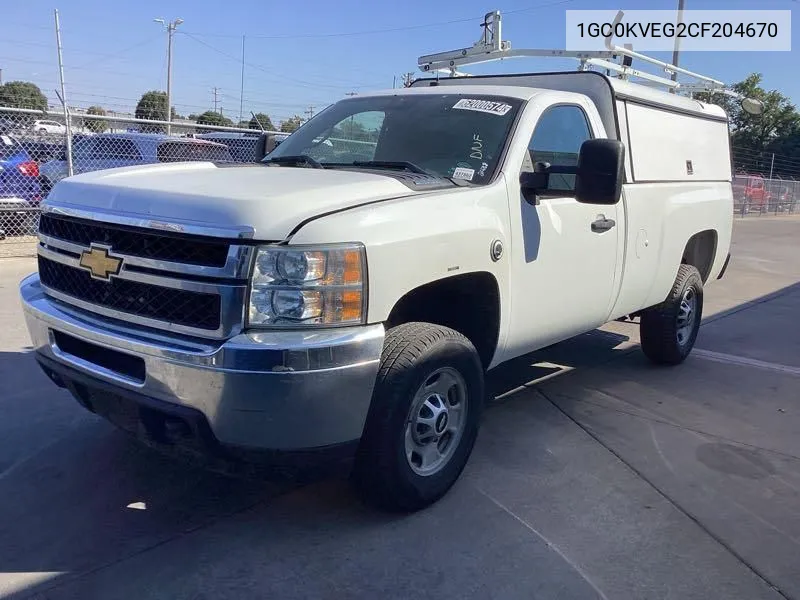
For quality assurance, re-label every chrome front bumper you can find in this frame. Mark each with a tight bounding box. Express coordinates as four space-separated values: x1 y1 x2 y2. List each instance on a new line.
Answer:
20 273 384 452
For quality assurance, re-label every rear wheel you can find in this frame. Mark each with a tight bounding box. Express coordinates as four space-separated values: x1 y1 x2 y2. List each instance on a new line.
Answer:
640 264 703 365
352 322 484 512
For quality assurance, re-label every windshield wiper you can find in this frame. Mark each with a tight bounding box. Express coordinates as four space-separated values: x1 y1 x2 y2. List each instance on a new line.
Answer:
348 160 432 175
264 155 323 169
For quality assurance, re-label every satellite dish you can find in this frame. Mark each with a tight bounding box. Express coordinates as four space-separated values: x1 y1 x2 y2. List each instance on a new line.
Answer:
741 97 764 116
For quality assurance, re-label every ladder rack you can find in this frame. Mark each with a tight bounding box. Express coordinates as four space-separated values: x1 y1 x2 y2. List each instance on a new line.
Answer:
416 10 747 102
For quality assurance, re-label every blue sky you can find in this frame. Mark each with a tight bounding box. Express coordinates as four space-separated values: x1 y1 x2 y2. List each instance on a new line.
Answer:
0 0 796 125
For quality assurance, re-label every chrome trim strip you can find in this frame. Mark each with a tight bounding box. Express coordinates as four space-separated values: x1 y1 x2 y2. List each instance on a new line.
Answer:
43 203 257 240
40 283 246 340
50 298 221 353
37 244 241 295
22 273 384 371
39 233 256 280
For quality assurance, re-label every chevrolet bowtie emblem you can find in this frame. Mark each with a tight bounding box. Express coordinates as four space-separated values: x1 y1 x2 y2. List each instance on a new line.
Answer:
79 245 123 281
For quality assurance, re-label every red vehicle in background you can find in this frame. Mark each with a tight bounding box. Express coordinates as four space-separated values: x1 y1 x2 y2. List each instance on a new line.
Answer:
732 173 769 212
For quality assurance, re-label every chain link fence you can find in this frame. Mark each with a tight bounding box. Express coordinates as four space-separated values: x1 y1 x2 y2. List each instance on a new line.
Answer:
2 105 799 257
1 106 284 256
732 173 799 217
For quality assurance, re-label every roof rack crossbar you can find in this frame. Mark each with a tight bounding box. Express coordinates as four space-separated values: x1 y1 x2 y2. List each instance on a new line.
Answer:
417 10 739 97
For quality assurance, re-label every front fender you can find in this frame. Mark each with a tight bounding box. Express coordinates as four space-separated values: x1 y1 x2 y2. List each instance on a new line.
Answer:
287 182 512 325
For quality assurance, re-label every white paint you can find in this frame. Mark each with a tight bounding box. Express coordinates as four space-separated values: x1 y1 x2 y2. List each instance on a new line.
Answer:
47 165 419 241
0 572 65 597
692 349 800 377
127 501 148 510
42 78 734 373
626 102 732 182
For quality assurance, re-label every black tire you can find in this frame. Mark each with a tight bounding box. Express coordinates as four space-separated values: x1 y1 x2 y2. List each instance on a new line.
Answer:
352 322 484 512
640 264 704 365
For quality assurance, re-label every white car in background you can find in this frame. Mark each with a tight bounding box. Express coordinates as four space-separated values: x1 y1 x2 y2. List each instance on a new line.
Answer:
31 120 67 135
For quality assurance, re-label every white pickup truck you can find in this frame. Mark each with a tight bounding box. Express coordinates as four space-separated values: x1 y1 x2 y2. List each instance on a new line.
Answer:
20 66 740 511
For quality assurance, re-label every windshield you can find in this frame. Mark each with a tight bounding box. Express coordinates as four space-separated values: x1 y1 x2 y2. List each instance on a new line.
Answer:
0 134 25 161
265 93 523 185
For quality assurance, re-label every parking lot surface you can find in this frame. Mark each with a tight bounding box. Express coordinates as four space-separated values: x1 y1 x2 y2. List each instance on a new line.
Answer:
1 216 798 600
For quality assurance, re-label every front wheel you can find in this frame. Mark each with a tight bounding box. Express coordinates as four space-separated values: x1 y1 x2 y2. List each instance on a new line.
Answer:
352 322 484 512
640 264 704 365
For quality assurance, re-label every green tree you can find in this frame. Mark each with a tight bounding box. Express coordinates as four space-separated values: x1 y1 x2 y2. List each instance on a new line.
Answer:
696 73 800 177
0 81 48 110
280 115 304 133
696 73 799 152
248 113 274 131
196 111 234 127
84 105 108 133
134 91 177 132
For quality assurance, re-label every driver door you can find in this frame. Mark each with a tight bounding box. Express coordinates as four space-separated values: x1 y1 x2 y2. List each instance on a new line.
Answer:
506 102 621 354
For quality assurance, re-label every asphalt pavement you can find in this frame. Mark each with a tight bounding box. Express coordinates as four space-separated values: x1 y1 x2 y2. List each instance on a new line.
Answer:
0 216 798 600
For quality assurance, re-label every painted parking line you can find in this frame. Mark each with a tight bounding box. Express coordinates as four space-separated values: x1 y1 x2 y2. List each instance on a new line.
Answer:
693 349 800 377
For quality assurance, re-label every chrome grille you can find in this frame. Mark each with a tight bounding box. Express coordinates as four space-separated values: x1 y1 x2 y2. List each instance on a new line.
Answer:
38 256 222 331
38 213 231 267
36 208 255 339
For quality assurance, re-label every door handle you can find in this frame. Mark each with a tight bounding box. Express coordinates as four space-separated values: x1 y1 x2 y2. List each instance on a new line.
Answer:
591 217 616 233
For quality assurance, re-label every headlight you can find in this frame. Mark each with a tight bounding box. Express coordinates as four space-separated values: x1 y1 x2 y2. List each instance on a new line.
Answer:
247 244 366 327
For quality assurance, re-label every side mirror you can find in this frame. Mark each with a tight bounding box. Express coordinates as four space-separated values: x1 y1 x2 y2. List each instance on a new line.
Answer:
575 139 625 205
519 161 551 204
254 133 280 162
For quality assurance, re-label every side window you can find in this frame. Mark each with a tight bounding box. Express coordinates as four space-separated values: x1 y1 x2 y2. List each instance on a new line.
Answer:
307 111 384 162
72 137 95 160
88 138 112 159
111 140 143 161
524 105 592 192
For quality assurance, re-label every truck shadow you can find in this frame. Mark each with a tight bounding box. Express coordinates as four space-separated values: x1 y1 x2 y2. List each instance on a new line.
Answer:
0 326 634 599
6 277 798 599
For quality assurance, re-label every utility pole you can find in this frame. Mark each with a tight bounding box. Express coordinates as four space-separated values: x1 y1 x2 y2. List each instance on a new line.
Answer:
154 17 183 134
239 35 245 124
212 87 220 113
401 72 415 87
0 68 3 85
54 9 73 177
305 105 315 120
670 0 685 91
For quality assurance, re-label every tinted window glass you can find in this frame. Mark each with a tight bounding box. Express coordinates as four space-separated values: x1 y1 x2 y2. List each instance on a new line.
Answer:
110 139 143 161
157 141 232 163
525 105 592 191
0 134 25 160
306 111 384 163
268 94 523 185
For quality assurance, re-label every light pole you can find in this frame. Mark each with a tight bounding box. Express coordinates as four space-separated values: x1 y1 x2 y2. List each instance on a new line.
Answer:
670 0 685 91
154 17 183 134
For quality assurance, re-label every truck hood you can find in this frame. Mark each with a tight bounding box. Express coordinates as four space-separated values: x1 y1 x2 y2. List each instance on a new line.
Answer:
45 162 424 240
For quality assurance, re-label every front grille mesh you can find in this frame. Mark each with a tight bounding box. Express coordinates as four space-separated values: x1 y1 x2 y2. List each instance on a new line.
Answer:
39 214 230 267
38 256 221 331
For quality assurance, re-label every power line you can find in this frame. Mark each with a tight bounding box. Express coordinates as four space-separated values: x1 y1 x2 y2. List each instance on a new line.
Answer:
178 32 384 91
180 0 575 40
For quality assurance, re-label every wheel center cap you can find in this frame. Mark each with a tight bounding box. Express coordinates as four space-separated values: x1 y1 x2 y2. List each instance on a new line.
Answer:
435 412 448 435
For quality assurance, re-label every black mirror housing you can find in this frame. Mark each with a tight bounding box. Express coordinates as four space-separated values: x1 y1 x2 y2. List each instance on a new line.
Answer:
519 162 551 204
254 133 280 162
574 139 625 205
